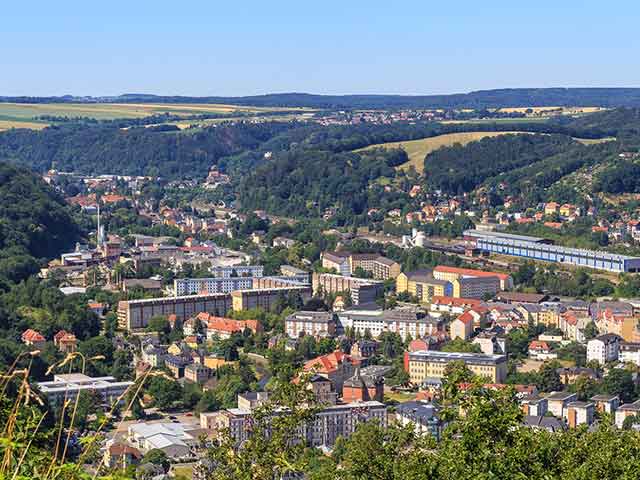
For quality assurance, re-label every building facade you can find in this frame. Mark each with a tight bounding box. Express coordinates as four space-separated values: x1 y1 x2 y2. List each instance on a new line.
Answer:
407 351 508 384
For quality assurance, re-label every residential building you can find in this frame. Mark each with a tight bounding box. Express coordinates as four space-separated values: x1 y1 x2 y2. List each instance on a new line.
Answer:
103 443 142 469
523 415 565 432
472 332 506 355
118 293 232 330
141 344 166 368
590 394 620 414
128 422 205 458
230 286 312 311
303 351 357 394
53 330 77 353
433 265 513 291
520 396 548 417
341 367 384 402
396 270 452 303
237 391 270 411
546 391 578 419
184 363 211 384
620 342 640 366
616 400 640 428
174 276 253 295
430 296 483 316
450 310 477 340
452 275 501 299
395 401 443 440
337 307 444 340
586 334 622 365
406 351 508 384
210 265 264 278
350 340 378 359
21 329 46 348
36 373 134 408
321 252 351 276
312 272 383 305
285 311 336 338
198 313 261 340
566 401 595 427
528 340 556 360
165 355 189 378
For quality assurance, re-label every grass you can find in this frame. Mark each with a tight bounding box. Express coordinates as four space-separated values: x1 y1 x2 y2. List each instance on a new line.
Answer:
574 137 616 145
0 102 315 130
384 391 417 403
357 131 532 173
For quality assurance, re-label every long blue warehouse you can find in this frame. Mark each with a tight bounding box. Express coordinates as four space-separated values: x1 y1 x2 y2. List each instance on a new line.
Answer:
464 230 640 273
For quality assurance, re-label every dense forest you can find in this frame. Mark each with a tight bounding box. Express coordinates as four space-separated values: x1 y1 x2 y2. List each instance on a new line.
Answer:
236 147 408 220
0 122 296 178
0 162 80 286
423 134 578 194
5 87 640 108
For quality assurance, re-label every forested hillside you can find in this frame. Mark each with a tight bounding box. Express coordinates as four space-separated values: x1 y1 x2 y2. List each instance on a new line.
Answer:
237 148 408 220
0 122 296 178
423 134 578 194
5 87 640 108
0 162 80 285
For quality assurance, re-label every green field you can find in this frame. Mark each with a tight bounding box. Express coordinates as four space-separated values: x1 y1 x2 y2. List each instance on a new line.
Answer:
0 102 314 131
357 131 530 172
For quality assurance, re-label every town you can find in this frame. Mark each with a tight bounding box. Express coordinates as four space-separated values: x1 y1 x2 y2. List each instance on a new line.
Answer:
4 3 640 478
3 154 640 478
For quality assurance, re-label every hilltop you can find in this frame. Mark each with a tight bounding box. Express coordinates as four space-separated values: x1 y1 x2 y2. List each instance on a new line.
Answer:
4 87 640 109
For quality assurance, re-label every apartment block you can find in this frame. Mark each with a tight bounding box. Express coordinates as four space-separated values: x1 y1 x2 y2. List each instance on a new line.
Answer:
37 374 133 408
407 351 507 384
396 270 452 303
285 310 336 338
312 272 383 305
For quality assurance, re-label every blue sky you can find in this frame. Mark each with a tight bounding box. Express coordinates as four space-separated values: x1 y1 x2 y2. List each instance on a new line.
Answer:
2 0 639 96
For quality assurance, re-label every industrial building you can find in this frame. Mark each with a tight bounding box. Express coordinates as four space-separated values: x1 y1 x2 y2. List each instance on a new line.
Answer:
465 230 640 273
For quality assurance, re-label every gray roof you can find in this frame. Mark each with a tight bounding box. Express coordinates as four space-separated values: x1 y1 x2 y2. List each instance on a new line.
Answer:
523 415 566 432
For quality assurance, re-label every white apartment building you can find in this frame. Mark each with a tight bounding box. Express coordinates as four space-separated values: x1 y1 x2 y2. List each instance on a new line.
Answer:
337 308 443 340
586 334 621 365
174 277 253 295
209 265 264 278
285 311 336 338
37 373 134 408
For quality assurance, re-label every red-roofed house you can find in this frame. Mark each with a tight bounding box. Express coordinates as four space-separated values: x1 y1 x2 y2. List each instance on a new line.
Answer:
53 330 77 353
198 313 261 340
450 310 480 340
21 329 46 348
430 296 484 315
302 351 357 394
528 340 556 360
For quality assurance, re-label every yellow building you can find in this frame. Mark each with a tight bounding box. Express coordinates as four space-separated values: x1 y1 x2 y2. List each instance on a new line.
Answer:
396 270 452 303
407 351 507 384
538 307 561 328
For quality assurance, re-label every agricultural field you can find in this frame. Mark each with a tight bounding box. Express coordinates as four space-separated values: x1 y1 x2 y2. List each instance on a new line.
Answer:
357 131 530 172
0 102 313 131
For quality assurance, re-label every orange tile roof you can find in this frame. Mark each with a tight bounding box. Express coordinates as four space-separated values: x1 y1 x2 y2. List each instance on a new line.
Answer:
431 296 483 307
22 329 45 343
303 351 353 374
433 266 510 281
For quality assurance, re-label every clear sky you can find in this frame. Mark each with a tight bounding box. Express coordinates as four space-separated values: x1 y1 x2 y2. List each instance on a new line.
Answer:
2 0 639 97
